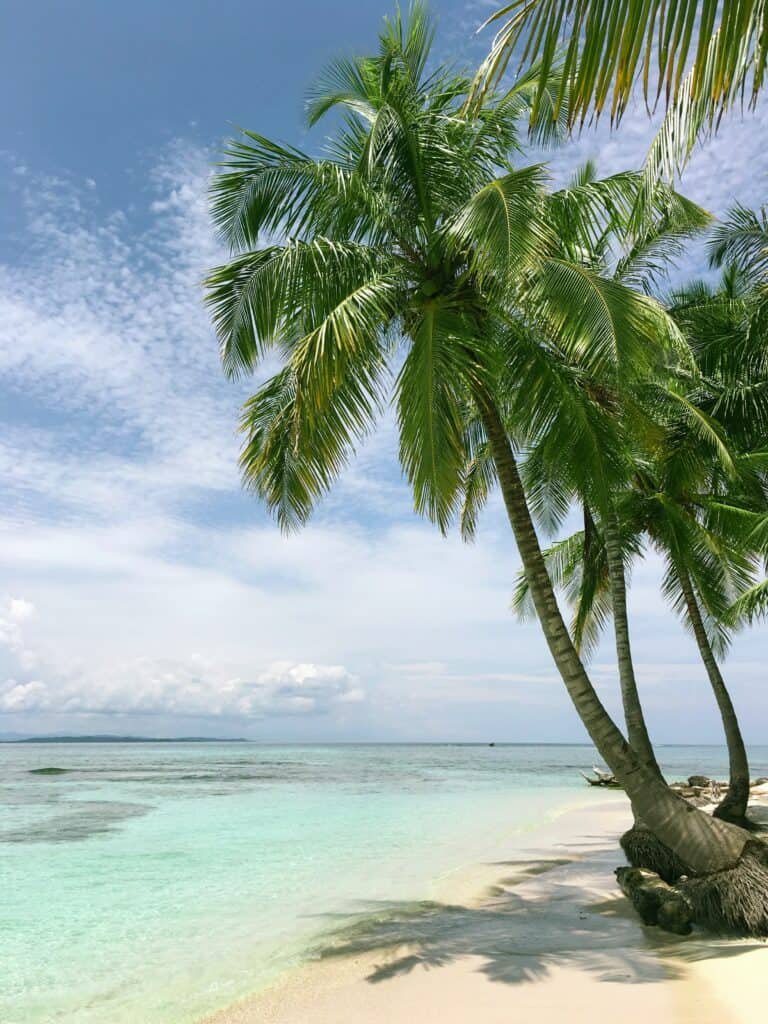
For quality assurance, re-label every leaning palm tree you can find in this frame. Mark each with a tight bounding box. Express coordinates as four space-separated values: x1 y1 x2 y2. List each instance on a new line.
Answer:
510 250 768 826
206 5 768 932
514 483 758 826
670 244 768 818
685 209 768 628
463 159 712 781
534 173 762 827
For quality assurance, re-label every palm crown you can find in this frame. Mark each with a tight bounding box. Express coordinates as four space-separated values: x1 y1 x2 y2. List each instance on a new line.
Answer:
206 3 684 538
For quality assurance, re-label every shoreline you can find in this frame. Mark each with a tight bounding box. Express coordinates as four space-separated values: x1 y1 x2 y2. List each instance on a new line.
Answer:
201 794 767 1024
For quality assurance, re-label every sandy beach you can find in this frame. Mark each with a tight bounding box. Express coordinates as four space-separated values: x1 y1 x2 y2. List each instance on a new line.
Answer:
203 796 768 1024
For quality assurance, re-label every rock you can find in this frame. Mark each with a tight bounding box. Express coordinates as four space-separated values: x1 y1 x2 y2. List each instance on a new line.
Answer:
688 775 711 787
753 777 768 787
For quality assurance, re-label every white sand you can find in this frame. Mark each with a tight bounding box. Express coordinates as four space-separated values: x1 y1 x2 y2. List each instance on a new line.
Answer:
202 796 768 1024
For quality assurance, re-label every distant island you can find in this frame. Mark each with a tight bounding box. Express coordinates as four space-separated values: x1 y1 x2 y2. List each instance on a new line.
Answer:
1 735 250 744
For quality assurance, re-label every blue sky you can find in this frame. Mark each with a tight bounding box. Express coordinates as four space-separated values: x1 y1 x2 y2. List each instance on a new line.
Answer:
1 1 767 741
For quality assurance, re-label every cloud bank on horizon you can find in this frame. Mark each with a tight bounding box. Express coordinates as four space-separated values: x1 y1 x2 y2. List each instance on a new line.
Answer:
1 2 767 741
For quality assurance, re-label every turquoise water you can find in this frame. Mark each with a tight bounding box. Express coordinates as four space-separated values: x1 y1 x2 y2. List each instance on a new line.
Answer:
2 742 766 1023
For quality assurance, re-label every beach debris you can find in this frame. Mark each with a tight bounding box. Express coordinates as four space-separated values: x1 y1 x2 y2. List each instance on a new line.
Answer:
615 866 693 935
580 766 621 787
580 771 768 808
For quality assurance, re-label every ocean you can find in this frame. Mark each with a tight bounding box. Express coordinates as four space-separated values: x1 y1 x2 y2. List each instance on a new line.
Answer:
2 741 766 1023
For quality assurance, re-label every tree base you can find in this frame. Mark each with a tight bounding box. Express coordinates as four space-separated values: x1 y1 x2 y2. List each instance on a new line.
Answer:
620 826 690 884
680 840 768 936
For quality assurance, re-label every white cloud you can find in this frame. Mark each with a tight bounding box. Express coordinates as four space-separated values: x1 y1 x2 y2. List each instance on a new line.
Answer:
0 592 363 718
1 125 767 741
0 596 36 652
0 650 362 719
8 597 35 622
0 144 242 524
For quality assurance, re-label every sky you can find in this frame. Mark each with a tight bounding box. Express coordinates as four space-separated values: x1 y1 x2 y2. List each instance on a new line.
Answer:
1 0 767 742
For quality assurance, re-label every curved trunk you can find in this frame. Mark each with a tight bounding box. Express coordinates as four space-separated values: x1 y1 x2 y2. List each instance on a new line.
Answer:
601 509 663 780
677 565 751 824
477 396 749 874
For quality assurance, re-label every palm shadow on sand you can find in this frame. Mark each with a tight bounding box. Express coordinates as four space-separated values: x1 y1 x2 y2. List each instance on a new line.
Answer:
306 847 764 990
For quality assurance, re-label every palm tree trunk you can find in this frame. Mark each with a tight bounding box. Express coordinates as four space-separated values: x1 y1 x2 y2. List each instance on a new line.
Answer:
476 395 749 873
601 509 663 780
677 565 751 825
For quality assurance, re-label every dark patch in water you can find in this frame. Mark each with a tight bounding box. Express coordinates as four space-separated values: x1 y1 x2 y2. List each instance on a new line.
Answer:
0 801 151 844
28 767 71 776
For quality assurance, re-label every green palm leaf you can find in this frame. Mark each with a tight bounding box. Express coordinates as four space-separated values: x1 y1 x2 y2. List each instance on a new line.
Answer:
473 1 768 130
396 305 476 532
447 165 551 282
526 258 685 381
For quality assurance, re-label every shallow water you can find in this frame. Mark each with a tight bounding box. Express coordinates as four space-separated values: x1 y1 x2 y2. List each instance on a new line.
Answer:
1 741 765 1023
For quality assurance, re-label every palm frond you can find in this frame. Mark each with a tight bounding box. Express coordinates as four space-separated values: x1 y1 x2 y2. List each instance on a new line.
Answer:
709 203 768 283
472 1 768 130
459 419 497 541
548 170 641 262
511 520 614 658
447 164 551 282
206 239 396 377
240 318 387 532
727 578 768 625
526 258 686 381
396 306 477 532
656 387 737 479
617 190 711 294
210 134 361 248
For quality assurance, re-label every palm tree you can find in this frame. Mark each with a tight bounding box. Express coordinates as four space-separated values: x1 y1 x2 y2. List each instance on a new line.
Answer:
474 159 711 781
473 2 768 133
670 236 768 818
514 483 757 826
685 208 768 628
206 4 767 931
510 244 768 826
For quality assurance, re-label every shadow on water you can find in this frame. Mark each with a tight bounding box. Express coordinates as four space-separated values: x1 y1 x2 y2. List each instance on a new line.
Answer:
0 801 151 843
305 852 764 990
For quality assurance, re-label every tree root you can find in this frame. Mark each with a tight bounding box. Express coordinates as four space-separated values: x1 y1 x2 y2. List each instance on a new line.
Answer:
680 840 768 936
618 836 768 936
616 866 693 934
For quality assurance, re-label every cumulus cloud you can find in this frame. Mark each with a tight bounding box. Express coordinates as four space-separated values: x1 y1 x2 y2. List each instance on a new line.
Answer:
0 596 36 653
0 655 362 718
0 596 362 718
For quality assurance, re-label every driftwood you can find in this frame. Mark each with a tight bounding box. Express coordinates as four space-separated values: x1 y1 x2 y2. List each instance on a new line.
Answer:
581 766 622 788
615 866 693 935
582 770 768 798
